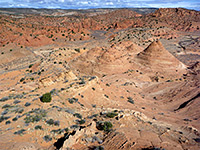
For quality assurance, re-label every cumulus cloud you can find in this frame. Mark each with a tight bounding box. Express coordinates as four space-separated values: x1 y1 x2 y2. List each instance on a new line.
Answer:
0 0 199 10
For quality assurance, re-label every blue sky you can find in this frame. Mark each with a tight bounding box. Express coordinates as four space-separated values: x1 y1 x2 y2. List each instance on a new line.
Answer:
0 0 199 10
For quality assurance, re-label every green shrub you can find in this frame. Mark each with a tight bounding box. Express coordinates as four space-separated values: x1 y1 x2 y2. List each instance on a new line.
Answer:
43 135 52 142
35 125 42 130
74 48 80 53
29 64 33 68
46 119 54 125
73 113 82 119
24 109 47 123
14 129 26 135
127 97 134 104
30 77 34 81
24 114 43 123
77 119 85 124
106 112 118 118
103 121 113 131
97 121 113 132
40 93 52 103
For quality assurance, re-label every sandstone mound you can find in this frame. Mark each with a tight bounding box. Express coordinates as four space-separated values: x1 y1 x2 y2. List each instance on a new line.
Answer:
69 41 143 76
136 40 186 71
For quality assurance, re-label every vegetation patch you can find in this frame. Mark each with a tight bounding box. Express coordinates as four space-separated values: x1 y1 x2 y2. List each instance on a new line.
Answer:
127 97 134 104
14 129 26 135
73 113 82 119
51 128 68 134
35 125 43 130
0 116 10 123
43 135 52 142
46 119 60 126
24 109 47 123
76 119 85 124
40 93 52 103
96 121 113 132
68 97 78 104
106 112 118 118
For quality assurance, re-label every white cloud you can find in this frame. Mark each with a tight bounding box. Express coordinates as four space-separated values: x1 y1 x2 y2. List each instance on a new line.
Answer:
78 1 88 5
106 2 114 5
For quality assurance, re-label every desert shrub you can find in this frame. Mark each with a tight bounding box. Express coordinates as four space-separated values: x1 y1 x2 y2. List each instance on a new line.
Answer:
87 114 98 119
68 97 78 104
73 113 82 119
14 129 26 135
12 117 18 121
24 102 31 107
46 119 54 125
40 93 52 103
97 121 113 132
77 119 85 124
24 115 42 123
51 128 68 134
0 96 9 102
5 120 11 125
78 79 85 85
54 120 60 126
106 83 110 86
2 109 9 115
104 94 109 98
51 129 62 134
20 78 25 82
74 48 80 53
103 121 113 132
43 135 52 142
30 77 34 81
93 146 104 150
0 116 10 123
2 104 12 109
127 97 134 104
46 119 60 126
16 108 24 113
70 124 79 129
24 109 47 123
166 80 173 82
13 100 21 104
35 125 42 130
106 112 118 118
29 64 33 68
92 104 96 108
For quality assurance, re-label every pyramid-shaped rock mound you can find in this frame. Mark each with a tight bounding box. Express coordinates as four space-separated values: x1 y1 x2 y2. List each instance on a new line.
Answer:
136 40 186 70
